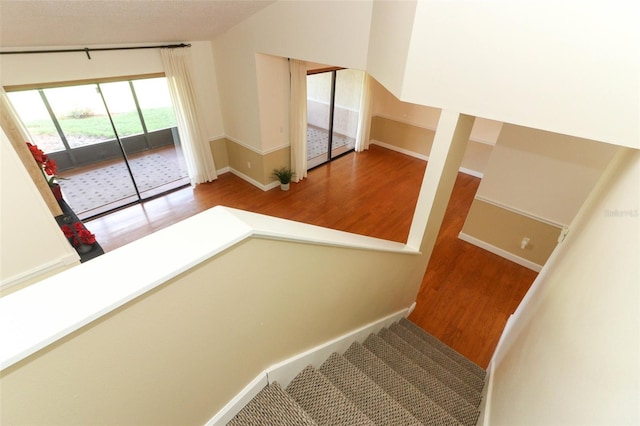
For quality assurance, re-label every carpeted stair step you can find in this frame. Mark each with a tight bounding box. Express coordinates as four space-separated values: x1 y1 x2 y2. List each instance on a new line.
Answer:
393 321 485 393
400 318 486 380
363 334 480 426
343 341 463 426
286 365 374 425
227 382 317 426
319 352 422 426
378 327 482 407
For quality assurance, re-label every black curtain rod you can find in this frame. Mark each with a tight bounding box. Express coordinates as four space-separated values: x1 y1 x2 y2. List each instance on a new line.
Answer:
0 43 191 59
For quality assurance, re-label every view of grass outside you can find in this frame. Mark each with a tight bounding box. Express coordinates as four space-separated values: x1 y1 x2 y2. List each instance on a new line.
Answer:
26 108 176 139
8 77 178 153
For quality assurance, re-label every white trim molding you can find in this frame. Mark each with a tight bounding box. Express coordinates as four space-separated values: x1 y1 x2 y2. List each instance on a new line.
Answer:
229 168 279 192
459 167 484 179
474 195 566 229
370 140 484 179
224 135 264 155
370 139 429 161
216 166 230 175
224 135 289 156
373 114 498 146
205 373 269 426
1 207 418 372
205 305 414 425
458 232 543 272
0 252 79 292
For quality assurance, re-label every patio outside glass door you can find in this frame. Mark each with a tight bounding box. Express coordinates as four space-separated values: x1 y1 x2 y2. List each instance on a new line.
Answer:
306 69 363 169
8 77 188 219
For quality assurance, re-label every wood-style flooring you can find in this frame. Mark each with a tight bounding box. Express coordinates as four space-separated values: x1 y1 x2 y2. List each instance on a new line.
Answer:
87 144 537 368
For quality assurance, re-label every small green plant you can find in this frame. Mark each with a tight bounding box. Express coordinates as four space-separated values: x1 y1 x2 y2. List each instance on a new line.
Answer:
271 166 295 184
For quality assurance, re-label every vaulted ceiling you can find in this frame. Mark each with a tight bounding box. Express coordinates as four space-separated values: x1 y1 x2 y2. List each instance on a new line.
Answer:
0 0 275 48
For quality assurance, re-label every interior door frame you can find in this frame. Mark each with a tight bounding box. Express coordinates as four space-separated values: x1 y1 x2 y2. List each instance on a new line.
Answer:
307 67 355 170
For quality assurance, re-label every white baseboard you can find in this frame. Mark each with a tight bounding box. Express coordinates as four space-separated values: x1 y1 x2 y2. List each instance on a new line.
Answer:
370 140 429 162
459 167 484 179
369 140 484 178
266 306 411 387
204 305 414 425
458 232 542 272
229 168 279 192
407 301 417 316
204 373 269 426
216 166 231 175
477 360 494 426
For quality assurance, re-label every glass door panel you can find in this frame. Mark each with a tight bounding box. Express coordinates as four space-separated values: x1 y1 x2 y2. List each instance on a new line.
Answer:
306 72 333 169
8 77 189 220
132 78 178 132
331 69 362 159
130 78 189 197
6 90 64 154
100 80 187 200
306 69 363 170
42 84 139 218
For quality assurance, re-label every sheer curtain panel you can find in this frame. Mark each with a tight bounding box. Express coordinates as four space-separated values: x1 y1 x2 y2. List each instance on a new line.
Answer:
355 73 373 152
160 48 217 185
289 59 308 182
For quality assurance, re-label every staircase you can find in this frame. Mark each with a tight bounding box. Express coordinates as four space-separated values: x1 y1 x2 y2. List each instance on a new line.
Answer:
228 318 486 425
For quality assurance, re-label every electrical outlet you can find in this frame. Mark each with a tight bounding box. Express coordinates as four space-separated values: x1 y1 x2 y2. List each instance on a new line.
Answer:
247 161 251 169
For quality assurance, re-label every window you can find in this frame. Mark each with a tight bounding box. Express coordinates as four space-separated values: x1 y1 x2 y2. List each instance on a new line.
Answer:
7 76 189 219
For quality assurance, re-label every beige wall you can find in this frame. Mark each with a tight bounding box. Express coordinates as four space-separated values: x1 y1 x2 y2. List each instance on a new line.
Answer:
263 146 290 184
371 115 435 157
209 137 229 171
461 123 616 267
370 116 494 176
0 129 79 294
224 138 290 187
488 147 639 424
371 78 503 145
0 236 420 425
460 199 562 267
477 124 617 226
369 78 500 176
226 139 267 184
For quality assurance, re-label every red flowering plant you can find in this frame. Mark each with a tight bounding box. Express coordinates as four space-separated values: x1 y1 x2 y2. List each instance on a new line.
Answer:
61 222 96 247
26 142 62 187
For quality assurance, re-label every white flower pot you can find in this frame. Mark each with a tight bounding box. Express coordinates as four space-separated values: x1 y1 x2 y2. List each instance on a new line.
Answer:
280 183 290 191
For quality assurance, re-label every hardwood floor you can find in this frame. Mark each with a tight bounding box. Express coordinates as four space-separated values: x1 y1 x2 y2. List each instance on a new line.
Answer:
87 144 536 368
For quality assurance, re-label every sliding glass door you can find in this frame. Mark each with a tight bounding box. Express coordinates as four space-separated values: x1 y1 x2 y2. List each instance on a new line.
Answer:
306 68 363 169
8 77 188 219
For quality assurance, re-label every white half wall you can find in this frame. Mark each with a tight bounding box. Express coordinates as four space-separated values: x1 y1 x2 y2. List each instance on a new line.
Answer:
401 1 640 148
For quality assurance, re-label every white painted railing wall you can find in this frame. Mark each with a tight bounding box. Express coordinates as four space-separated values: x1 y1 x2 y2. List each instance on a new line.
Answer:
0 206 421 425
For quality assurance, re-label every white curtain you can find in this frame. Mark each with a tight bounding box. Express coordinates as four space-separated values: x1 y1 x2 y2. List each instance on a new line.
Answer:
289 59 308 183
355 73 373 152
160 48 217 185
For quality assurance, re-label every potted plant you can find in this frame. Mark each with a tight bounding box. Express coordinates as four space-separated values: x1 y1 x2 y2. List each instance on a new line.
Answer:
26 142 64 200
271 166 295 191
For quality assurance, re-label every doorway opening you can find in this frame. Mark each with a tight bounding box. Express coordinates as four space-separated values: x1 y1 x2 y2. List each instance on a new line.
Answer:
306 68 364 169
7 76 189 220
